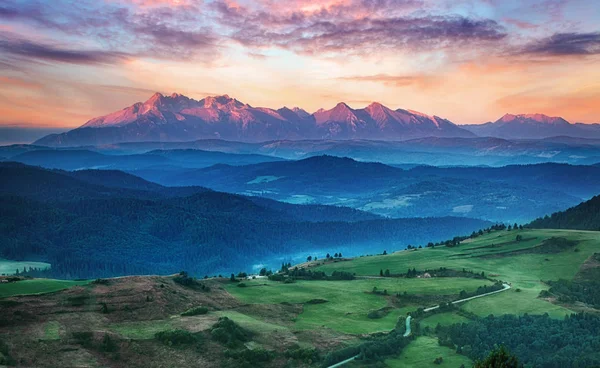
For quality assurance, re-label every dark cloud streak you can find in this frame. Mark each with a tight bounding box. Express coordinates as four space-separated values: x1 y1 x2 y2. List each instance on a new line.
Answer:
0 37 128 65
522 32 600 56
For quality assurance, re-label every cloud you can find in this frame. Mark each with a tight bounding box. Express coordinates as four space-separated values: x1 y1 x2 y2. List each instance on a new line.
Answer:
338 73 436 88
0 75 43 89
503 18 537 30
0 0 219 62
0 35 128 65
211 0 507 56
522 32 600 56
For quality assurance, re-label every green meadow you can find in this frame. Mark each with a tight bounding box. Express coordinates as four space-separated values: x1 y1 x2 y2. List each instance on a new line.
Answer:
0 279 90 298
314 229 599 318
385 336 473 368
226 278 492 334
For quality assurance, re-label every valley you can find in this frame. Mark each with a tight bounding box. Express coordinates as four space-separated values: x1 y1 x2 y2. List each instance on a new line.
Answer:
3 0 600 365
1 227 599 367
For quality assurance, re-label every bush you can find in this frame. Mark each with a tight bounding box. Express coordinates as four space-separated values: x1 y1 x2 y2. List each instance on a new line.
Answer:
226 348 274 364
181 306 209 316
72 331 94 347
434 356 444 364
155 330 201 346
100 333 119 352
0 339 15 366
285 347 320 363
237 282 247 288
210 317 250 347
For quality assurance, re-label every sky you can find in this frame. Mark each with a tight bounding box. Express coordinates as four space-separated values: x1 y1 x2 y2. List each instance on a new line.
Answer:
0 0 599 128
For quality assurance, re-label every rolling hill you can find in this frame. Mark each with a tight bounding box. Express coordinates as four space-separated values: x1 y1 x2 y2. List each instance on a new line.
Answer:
8 148 284 171
142 156 589 223
0 163 491 278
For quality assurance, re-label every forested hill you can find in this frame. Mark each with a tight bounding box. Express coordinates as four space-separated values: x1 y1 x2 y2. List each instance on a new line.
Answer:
0 163 491 278
529 195 600 230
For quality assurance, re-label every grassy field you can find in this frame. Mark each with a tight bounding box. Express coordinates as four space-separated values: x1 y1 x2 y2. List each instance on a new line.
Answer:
385 336 473 368
226 278 492 334
419 312 471 329
314 229 599 319
0 258 50 275
0 279 90 298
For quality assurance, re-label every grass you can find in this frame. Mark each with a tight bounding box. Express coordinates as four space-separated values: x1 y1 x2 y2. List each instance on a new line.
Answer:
215 311 288 334
314 229 600 319
0 279 90 298
0 259 50 276
226 278 492 334
385 336 472 368
420 312 471 330
42 321 61 340
109 319 177 339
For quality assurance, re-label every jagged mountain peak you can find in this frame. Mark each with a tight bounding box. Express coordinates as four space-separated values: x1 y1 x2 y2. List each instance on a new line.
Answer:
498 113 570 125
36 93 476 146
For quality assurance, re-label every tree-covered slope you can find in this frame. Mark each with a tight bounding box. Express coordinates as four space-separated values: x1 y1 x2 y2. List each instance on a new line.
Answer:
0 164 491 278
529 195 600 230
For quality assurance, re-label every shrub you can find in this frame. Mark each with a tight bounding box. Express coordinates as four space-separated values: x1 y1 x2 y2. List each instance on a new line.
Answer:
237 282 247 288
210 317 250 347
181 306 209 316
72 331 94 347
226 348 274 364
434 356 444 364
285 347 320 363
0 339 15 366
100 334 119 352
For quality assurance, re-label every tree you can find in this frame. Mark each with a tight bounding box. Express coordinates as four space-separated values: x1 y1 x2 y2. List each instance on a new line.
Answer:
307 256 312 262
380 269 384 276
508 225 512 231
385 269 390 277
230 273 236 282
474 345 522 368
516 235 523 242
259 268 267 276
383 250 387 255
338 252 343 258
326 253 331 259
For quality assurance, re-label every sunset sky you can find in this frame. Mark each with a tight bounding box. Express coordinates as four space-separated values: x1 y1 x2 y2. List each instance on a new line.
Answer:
1 0 599 128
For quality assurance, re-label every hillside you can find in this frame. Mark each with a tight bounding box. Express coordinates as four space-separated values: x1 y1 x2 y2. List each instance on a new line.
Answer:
146 156 587 223
0 163 490 278
2 227 599 368
529 195 600 230
9 148 284 171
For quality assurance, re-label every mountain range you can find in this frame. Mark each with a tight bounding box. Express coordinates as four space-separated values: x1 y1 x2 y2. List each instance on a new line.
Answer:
32 93 600 147
463 114 600 139
34 93 476 146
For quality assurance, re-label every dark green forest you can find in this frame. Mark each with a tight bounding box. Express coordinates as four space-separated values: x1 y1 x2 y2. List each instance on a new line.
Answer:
438 313 600 368
0 163 490 278
529 195 600 230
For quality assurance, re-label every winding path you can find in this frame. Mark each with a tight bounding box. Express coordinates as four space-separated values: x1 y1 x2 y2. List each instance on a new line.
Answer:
325 283 511 368
422 283 511 312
